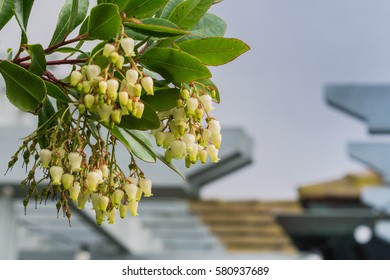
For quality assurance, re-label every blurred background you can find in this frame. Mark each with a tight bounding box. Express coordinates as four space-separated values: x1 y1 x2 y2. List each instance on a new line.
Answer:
2 0 390 260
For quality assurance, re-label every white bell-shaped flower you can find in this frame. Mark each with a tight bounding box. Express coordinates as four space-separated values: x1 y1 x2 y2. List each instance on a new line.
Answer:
186 97 198 115
103 43 116 57
97 104 113 124
69 182 80 202
208 119 221 135
120 37 135 57
61 173 74 190
39 149 52 168
198 94 213 111
68 152 83 172
98 195 109 211
112 189 124 208
126 69 138 87
124 183 138 202
85 65 101 81
207 144 220 163
128 201 139 216
87 171 100 191
141 76 154 95
70 71 83 86
170 140 186 159
50 166 63 185
140 178 153 197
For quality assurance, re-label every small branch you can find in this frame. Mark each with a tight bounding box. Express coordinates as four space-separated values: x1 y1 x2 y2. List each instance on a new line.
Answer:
15 34 89 63
46 58 88 66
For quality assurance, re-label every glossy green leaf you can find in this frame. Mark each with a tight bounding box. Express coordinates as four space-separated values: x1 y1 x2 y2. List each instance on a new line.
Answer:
49 0 89 46
177 37 249 66
124 20 189 38
190 13 226 38
45 81 71 103
11 0 35 44
0 0 13 30
160 0 182 18
123 0 168 18
127 129 153 148
125 129 157 162
156 152 184 178
0 60 46 114
141 88 179 111
140 47 211 83
27 44 46 76
168 0 214 30
110 126 156 162
88 3 121 40
119 102 160 130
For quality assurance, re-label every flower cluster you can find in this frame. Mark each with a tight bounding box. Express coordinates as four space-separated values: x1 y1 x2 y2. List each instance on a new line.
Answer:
70 37 154 128
151 83 221 167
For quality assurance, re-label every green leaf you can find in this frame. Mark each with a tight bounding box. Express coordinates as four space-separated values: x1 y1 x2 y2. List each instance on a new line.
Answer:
27 44 46 76
108 0 129 11
156 152 185 178
0 60 46 114
177 37 250 66
124 20 189 38
140 47 211 83
160 0 183 18
123 0 168 18
119 102 160 130
190 13 226 38
168 0 214 30
88 3 121 40
11 0 35 44
127 129 153 148
109 126 156 163
49 0 89 46
45 81 71 103
0 0 13 30
141 88 179 111
37 98 56 148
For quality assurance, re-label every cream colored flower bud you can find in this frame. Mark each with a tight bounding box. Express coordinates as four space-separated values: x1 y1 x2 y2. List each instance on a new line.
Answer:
98 81 107 94
201 129 212 146
115 55 124 69
134 83 142 97
208 119 221 135
181 89 190 100
108 208 116 224
186 97 198 115
112 189 124 208
128 201 139 216
119 204 127 219
198 94 213 111
69 182 80 202
77 190 89 209
103 43 116 57
212 133 222 149
195 108 204 122
120 37 135 57
85 65 101 81
40 149 52 168
172 108 187 124
170 140 186 159
135 187 143 201
110 51 119 63
126 69 138 87
199 149 208 164
207 144 220 163
70 71 83 87
188 144 199 163
141 76 154 95
155 131 165 147
100 164 109 178
111 109 122 124
68 152 82 172
97 104 113 124
84 94 95 109
50 166 63 185
119 91 129 107
135 102 144 119
107 79 119 100
140 178 152 197
163 132 175 149
91 193 100 210
61 173 74 190
87 171 100 191
124 183 138 202
98 195 109 211
82 81 91 93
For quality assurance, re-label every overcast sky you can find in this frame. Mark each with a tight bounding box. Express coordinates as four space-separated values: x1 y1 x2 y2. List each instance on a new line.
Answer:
2 1 390 200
